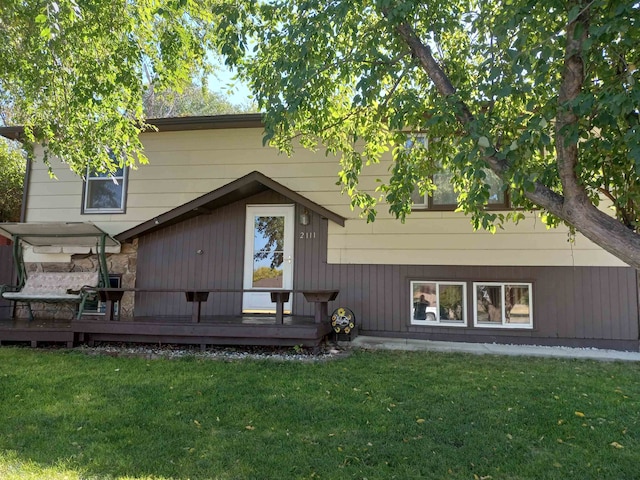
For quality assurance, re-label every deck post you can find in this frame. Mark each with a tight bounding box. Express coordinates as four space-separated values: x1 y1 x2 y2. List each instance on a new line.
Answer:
185 291 209 323
302 291 339 324
270 291 290 324
99 289 125 321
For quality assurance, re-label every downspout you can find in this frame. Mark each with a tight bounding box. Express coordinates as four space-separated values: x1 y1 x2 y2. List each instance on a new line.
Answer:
19 155 31 223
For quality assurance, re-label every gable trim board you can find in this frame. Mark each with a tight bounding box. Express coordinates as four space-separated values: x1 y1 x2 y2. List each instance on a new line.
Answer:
116 171 345 242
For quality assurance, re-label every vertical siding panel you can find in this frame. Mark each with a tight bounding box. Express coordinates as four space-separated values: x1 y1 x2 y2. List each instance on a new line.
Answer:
198 215 209 288
173 222 185 312
379 265 388 332
208 210 218 288
397 265 407 332
609 268 621 339
623 268 634 340
199 215 211 314
371 265 379 331
597 268 609 338
617 268 629 340
153 227 166 315
583 267 597 338
615 268 626 339
551 267 566 338
152 228 163 315
390 265 400 333
580 267 592 338
557 267 572 338
361 264 370 331
625 269 638 340
233 203 244 312
572 267 585 339
351 263 360 328
629 270 639 340
564 267 576 338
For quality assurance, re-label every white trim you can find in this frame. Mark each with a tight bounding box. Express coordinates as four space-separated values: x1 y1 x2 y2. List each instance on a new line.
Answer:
410 280 467 327
83 166 128 214
242 204 295 313
473 282 533 329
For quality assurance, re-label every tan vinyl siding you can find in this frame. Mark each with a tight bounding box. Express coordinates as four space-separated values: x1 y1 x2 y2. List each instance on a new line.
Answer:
25 128 626 267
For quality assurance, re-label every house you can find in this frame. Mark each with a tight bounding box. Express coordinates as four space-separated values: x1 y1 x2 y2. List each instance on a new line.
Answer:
0 114 638 350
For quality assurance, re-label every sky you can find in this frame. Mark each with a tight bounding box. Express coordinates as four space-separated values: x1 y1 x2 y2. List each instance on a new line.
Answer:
207 63 254 106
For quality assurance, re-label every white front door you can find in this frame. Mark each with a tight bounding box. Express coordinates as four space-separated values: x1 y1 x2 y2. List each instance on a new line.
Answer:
243 205 295 313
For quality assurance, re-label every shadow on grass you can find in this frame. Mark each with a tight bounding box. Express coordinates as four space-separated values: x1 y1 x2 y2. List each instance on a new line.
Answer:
1 348 640 479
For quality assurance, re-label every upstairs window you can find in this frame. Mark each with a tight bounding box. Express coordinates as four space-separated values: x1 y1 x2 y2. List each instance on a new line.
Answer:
83 166 128 214
405 134 508 210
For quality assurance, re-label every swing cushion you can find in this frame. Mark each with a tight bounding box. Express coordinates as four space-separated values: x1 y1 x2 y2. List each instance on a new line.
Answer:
2 272 100 302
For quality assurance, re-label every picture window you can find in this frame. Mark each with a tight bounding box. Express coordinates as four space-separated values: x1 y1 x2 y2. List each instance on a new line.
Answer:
473 282 533 328
410 281 467 326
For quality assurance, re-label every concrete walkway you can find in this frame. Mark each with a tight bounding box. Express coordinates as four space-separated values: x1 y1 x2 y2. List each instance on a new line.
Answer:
350 336 640 362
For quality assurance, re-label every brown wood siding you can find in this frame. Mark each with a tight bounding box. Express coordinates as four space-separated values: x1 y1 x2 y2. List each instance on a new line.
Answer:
135 190 290 316
0 245 15 319
134 193 639 345
325 264 638 344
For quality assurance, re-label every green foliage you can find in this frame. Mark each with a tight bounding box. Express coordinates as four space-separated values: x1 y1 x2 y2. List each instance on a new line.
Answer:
0 0 221 176
252 266 283 282
213 0 639 234
0 138 26 222
0 348 639 479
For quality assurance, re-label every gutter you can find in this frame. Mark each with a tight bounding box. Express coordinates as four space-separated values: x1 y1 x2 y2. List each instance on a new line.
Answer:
0 113 265 141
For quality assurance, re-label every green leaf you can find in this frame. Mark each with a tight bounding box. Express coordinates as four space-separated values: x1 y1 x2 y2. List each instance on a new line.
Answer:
478 136 491 149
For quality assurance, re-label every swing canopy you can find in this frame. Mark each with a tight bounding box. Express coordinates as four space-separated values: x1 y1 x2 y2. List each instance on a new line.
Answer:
0 222 119 288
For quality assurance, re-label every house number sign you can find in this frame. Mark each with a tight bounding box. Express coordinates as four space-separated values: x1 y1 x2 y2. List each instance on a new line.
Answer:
299 231 317 239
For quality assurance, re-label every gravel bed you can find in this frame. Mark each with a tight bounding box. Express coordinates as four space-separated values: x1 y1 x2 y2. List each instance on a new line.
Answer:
74 341 351 362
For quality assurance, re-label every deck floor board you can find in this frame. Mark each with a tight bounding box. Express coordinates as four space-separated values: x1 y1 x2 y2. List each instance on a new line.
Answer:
0 315 333 347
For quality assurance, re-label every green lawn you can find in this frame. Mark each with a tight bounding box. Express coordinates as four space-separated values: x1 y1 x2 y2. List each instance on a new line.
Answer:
0 347 638 480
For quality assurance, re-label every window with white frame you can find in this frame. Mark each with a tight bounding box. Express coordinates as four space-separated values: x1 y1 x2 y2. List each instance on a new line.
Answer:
83 166 128 213
410 281 467 326
473 282 533 328
405 134 508 210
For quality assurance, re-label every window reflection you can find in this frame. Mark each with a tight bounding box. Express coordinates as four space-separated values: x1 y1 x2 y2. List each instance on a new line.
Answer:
252 216 285 288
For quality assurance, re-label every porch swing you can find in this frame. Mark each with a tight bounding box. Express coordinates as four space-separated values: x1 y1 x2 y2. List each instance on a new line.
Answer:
0 222 119 320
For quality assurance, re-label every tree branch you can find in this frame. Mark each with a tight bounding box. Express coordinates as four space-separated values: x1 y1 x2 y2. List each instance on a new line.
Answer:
385 4 640 268
386 10 565 214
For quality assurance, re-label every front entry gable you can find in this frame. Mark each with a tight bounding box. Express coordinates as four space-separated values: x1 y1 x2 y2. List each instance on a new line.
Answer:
115 171 345 242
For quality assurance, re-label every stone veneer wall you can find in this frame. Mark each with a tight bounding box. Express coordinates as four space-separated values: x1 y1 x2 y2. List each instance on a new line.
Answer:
19 240 138 319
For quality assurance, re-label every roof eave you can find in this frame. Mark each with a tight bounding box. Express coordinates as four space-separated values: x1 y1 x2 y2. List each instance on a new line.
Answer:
116 171 345 242
0 113 265 141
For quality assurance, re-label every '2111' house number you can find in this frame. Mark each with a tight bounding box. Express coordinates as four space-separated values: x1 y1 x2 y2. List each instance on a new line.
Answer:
299 231 316 239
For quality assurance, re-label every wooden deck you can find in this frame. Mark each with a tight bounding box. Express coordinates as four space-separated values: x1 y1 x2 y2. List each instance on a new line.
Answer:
0 315 334 348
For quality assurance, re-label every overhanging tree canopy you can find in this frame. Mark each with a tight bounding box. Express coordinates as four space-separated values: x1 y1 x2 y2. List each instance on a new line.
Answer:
0 0 219 176
1 0 639 268
214 0 640 267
